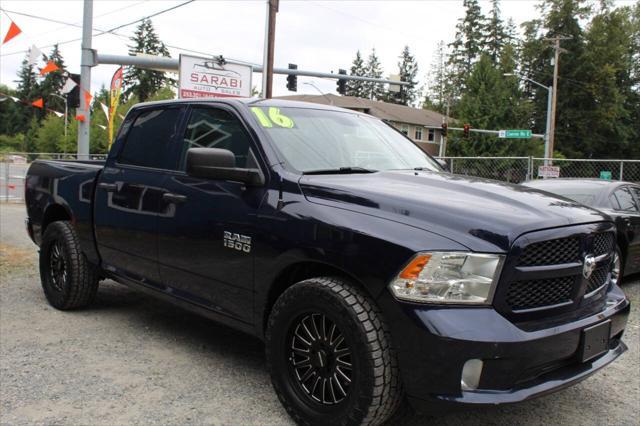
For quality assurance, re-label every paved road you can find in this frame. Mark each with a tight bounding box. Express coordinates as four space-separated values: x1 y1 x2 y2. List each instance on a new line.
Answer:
1 203 638 425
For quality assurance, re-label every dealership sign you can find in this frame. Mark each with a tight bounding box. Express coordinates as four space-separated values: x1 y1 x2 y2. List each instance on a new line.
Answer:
179 54 252 98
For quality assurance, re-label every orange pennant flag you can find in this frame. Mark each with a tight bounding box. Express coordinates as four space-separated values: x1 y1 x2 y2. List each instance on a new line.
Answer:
31 98 44 108
75 114 86 122
39 60 60 76
83 90 93 107
2 21 22 45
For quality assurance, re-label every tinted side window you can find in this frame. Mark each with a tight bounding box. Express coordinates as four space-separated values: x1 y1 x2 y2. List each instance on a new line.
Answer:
179 108 252 170
119 108 182 169
613 187 638 212
630 187 640 212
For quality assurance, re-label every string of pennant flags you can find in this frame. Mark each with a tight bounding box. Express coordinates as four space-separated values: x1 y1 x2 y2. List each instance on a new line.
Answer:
2 14 124 145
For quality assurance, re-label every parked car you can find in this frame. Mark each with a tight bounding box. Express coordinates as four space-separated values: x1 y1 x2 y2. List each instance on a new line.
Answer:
25 99 629 426
523 178 640 284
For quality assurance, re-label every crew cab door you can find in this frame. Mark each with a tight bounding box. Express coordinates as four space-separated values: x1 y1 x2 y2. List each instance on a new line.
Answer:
156 105 267 323
94 106 185 284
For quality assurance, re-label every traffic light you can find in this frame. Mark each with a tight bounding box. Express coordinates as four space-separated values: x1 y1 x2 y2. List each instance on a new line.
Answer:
441 122 448 137
66 73 81 108
337 69 347 95
286 63 297 92
463 123 471 138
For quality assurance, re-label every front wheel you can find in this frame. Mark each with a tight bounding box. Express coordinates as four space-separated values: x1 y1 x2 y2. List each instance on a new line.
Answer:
266 277 403 426
611 245 623 286
39 221 99 310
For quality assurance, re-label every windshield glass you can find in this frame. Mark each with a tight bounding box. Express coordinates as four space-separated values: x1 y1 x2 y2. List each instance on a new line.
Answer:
250 106 440 173
528 183 601 206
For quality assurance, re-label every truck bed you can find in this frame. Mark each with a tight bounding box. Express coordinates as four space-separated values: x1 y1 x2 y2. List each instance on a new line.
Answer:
25 159 105 263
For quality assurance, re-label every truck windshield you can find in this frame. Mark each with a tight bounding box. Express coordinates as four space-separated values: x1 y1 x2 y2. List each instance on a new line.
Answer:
250 106 441 174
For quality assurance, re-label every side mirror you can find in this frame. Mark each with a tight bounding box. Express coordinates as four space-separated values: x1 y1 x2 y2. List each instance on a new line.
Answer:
186 148 264 186
436 158 449 172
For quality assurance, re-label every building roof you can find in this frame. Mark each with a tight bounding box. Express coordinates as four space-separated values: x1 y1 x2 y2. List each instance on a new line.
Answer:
277 94 446 127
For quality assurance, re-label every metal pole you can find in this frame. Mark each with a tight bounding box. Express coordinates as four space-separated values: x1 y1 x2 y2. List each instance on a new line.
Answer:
77 0 93 160
440 99 450 157
265 0 278 99
544 86 552 166
96 53 410 86
261 0 269 97
4 163 8 201
620 161 624 181
64 98 68 157
548 38 562 163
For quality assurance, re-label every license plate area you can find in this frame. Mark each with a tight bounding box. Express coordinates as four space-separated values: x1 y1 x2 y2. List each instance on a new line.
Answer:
579 320 611 363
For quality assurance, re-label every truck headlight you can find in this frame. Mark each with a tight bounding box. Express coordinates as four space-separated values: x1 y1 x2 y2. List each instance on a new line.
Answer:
389 252 504 304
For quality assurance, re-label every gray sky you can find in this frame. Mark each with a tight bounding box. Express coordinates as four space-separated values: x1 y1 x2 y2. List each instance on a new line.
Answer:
0 0 635 101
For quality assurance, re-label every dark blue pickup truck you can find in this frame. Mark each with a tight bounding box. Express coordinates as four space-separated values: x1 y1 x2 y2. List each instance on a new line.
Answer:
25 98 629 425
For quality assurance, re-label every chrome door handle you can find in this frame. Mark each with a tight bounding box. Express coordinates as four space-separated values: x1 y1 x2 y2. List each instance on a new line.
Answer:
162 193 187 204
98 182 117 192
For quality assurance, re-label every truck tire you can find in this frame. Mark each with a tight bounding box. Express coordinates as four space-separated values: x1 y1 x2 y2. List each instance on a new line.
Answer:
266 277 403 426
39 221 99 310
611 245 623 286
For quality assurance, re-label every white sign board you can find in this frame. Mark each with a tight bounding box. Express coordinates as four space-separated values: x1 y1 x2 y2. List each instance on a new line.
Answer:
179 54 252 99
538 165 561 178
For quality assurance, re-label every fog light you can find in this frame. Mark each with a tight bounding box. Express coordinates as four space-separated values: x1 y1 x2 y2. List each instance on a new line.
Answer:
461 359 483 391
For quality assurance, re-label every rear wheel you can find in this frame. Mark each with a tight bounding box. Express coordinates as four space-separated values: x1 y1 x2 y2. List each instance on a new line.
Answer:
266 277 403 426
39 221 99 310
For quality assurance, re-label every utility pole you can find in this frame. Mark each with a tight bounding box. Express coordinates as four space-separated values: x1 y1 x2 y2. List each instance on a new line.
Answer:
262 0 278 98
547 36 569 163
77 0 93 160
439 99 450 157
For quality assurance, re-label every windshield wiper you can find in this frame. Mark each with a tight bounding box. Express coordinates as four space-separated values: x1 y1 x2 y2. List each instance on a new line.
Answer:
302 167 378 175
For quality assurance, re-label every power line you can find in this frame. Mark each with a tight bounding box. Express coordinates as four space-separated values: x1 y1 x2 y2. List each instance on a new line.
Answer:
0 0 196 58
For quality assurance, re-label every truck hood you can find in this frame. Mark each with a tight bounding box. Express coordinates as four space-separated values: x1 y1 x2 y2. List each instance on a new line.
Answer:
299 171 609 252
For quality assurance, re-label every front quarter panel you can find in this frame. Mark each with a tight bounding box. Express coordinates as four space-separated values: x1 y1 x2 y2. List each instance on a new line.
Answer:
252 174 469 335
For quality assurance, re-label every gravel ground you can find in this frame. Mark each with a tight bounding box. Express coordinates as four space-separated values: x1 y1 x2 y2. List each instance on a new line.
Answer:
1 202 639 425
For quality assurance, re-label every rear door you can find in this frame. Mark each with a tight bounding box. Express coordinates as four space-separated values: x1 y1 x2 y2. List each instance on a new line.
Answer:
94 106 185 284
156 104 268 323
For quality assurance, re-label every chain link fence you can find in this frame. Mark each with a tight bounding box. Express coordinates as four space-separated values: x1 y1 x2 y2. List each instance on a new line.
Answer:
1 153 639 203
437 157 640 184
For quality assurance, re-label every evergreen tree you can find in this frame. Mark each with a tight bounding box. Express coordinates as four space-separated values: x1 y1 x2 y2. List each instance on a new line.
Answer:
123 19 173 102
389 46 419 106
0 85 19 136
483 0 506 64
447 0 486 108
579 3 637 158
11 59 40 134
423 41 448 113
449 54 537 157
39 45 67 114
346 50 367 98
363 49 384 100
521 0 592 157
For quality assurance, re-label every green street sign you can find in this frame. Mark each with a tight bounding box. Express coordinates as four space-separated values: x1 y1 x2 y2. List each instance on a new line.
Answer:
600 171 612 180
499 129 532 139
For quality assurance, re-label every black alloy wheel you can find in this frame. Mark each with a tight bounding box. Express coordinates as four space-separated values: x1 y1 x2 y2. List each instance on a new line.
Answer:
40 221 99 310
48 241 68 292
266 277 403 426
288 313 353 405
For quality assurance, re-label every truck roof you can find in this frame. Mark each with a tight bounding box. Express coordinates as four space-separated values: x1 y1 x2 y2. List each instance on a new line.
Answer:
132 97 357 114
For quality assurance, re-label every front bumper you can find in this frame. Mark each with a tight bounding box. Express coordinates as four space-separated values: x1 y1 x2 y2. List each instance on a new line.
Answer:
377 284 630 413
